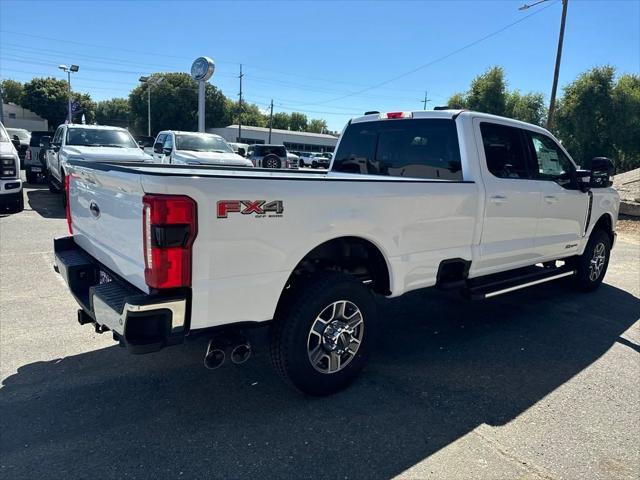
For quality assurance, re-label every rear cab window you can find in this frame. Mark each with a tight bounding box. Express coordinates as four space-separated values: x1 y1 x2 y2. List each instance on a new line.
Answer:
333 119 463 180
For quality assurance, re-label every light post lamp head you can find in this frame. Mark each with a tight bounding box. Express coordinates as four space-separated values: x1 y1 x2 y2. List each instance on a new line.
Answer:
58 64 68 72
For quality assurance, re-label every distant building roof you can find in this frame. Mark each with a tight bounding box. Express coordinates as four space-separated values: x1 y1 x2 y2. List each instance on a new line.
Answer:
223 125 338 139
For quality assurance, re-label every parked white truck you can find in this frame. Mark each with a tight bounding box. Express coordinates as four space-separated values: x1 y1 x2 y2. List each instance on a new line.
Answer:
44 124 151 205
54 110 619 395
149 131 253 167
0 122 24 213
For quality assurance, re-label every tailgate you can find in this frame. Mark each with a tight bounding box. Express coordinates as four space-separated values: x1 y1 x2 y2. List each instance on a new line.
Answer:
68 164 149 293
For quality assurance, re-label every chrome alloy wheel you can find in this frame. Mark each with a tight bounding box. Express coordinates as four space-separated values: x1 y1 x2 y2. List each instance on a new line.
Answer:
307 300 364 374
589 242 607 282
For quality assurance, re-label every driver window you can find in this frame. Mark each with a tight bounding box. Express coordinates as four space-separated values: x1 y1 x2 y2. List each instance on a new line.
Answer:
527 132 574 183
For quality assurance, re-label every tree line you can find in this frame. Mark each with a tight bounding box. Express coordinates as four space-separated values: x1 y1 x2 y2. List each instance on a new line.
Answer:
0 72 330 136
447 66 639 173
2 66 638 172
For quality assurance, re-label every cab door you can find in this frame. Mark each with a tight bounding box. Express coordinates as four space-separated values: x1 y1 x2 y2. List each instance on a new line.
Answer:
473 119 542 274
524 130 589 258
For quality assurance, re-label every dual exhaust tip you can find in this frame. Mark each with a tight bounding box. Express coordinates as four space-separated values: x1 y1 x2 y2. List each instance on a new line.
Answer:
204 337 251 370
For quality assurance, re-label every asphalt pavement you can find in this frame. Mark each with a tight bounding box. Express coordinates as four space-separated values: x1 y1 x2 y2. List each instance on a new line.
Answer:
1 179 639 480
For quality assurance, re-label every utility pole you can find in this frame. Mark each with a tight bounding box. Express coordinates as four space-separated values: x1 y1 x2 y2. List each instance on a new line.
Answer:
268 99 274 143
547 0 568 130
238 64 244 142
422 90 431 110
519 0 568 130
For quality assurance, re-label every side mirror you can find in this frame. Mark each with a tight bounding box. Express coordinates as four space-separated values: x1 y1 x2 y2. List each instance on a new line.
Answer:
575 169 592 193
162 147 172 156
237 147 246 157
40 136 51 149
589 157 615 188
11 136 20 149
137 141 144 149
153 142 163 154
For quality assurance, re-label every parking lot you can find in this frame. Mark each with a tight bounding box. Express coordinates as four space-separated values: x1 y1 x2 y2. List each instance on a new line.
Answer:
1 179 639 479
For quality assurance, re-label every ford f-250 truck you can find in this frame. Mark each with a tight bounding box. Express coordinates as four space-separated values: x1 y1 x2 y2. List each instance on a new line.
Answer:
54 110 619 395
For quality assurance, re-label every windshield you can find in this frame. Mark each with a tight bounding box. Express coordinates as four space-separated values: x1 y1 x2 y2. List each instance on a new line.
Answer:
175 134 233 153
7 129 30 141
66 128 138 148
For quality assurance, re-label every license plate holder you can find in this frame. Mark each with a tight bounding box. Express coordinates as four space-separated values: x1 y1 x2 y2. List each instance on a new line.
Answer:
31 167 42 172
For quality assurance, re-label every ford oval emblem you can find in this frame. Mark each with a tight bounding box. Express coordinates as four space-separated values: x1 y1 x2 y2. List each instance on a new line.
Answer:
89 201 100 219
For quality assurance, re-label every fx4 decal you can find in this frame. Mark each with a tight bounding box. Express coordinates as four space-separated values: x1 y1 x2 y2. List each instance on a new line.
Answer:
217 200 284 219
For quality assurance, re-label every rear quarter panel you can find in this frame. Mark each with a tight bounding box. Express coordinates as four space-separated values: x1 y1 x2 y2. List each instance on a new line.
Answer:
141 173 479 329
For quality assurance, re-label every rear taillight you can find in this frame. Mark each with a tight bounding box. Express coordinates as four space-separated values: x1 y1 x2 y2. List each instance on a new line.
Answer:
25 149 31 161
142 194 197 289
64 175 73 234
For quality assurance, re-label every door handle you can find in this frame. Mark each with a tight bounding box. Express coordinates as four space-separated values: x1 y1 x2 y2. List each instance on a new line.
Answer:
489 195 507 204
544 195 559 204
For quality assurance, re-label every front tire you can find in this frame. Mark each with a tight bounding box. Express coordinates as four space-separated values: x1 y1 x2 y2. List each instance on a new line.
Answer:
574 229 611 292
270 272 376 396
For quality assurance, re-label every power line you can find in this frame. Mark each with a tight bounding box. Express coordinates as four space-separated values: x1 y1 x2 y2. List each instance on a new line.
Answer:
296 0 559 107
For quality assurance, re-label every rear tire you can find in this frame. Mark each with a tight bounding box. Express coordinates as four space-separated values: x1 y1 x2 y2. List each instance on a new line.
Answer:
26 170 38 184
270 272 376 396
574 229 611 292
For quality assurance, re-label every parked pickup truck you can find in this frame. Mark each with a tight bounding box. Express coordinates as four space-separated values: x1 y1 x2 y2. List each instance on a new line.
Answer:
149 131 253 167
44 124 151 205
54 110 619 395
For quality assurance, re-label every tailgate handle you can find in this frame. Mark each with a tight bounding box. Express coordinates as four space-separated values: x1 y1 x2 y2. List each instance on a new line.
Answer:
89 201 101 219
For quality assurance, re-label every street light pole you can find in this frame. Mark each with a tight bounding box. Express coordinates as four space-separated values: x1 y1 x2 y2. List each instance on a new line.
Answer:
147 84 151 136
519 0 568 130
59 64 79 123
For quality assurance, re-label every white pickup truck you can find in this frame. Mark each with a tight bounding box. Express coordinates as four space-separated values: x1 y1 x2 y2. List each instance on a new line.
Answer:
54 110 619 395
44 124 151 205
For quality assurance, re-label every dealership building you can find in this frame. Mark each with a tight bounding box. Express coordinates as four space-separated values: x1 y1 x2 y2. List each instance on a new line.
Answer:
208 125 339 153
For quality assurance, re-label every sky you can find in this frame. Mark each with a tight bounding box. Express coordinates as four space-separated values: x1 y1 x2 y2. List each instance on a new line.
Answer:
0 0 638 131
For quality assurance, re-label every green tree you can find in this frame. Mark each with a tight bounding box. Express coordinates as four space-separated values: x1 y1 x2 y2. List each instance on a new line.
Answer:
307 118 328 133
96 98 130 128
610 74 640 172
236 102 267 127
466 66 507 115
272 112 290 130
447 92 467 109
289 112 308 131
73 92 96 124
505 91 546 126
129 73 231 135
21 77 71 127
1 79 24 105
554 66 617 167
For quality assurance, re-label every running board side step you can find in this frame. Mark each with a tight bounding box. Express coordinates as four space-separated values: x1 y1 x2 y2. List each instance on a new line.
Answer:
463 266 576 300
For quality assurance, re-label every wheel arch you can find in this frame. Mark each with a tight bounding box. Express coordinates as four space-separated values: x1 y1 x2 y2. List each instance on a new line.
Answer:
274 236 392 318
591 212 615 245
